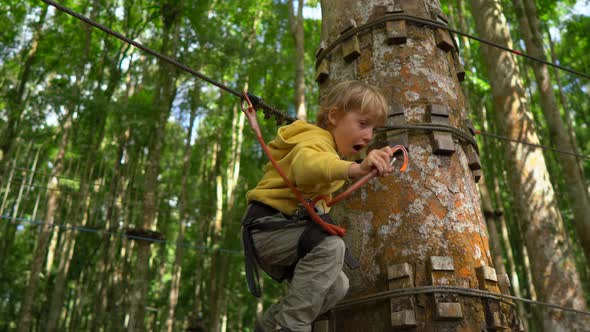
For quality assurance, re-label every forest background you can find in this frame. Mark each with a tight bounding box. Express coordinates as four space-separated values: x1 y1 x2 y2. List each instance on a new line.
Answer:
0 0 589 331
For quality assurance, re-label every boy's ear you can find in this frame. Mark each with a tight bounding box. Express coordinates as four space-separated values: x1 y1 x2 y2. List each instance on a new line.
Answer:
327 108 340 126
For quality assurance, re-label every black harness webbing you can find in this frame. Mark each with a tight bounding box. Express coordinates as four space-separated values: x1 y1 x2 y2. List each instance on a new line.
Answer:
242 201 359 298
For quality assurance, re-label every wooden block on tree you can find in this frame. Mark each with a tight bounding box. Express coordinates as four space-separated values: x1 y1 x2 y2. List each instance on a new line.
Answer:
341 19 361 62
452 50 466 82
435 28 454 52
315 59 329 83
386 20 407 45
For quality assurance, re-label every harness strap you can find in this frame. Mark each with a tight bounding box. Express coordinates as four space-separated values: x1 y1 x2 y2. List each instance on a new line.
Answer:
242 225 262 297
242 202 295 297
297 214 360 269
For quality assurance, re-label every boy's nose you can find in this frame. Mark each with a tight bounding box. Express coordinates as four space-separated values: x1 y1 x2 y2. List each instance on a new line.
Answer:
363 129 373 142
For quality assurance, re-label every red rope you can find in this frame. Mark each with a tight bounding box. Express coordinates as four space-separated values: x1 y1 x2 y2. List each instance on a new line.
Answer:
314 145 408 208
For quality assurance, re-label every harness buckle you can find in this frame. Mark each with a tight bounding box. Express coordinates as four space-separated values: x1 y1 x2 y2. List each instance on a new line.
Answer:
292 198 324 221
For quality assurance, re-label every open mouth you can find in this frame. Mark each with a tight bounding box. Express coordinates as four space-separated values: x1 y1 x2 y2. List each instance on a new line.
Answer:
353 144 364 152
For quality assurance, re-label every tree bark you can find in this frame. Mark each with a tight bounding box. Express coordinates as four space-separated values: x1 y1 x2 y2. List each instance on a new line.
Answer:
513 0 590 266
93 50 136 332
18 108 73 332
470 0 588 330
289 0 307 121
165 92 198 332
546 29 584 177
127 1 182 330
320 0 518 329
0 5 48 166
0 143 25 265
478 176 505 276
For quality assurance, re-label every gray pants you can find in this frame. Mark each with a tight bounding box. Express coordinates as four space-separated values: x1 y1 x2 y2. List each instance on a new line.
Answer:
252 214 349 332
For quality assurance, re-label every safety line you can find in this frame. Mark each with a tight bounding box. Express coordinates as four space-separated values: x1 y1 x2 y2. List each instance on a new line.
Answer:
40 0 590 157
333 285 590 316
477 130 590 160
41 0 589 130
0 214 242 255
40 0 295 124
378 123 479 152
377 124 589 160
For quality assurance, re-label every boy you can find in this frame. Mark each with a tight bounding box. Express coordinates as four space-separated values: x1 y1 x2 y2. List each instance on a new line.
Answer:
242 80 394 332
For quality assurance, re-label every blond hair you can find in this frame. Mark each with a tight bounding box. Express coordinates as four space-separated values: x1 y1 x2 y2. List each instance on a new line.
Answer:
317 80 388 129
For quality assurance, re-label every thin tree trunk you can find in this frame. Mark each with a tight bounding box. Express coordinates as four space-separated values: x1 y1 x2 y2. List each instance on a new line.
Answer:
45 160 77 275
0 143 24 265
478 176 506 276
480 97 531 327
69 270 87 331
0 5 48 165
0 144 21 216
46 163 100 331
187 118 211 331
93 53 135 332
127 2 182 329
112 145 139 331
493 176 531 331
18 109 74 332
210 252 230 332
47 39 121 332
289 0 307 120
165 89 198 332
45 222 77 331
470 0 588 329
91 128 130 332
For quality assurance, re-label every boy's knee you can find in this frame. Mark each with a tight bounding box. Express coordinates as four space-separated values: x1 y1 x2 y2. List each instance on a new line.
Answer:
331 272 350 304
339 272 350 295
320 236 346 258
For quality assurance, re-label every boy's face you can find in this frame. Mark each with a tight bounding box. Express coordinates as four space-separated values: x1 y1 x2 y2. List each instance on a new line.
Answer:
328 109 376 157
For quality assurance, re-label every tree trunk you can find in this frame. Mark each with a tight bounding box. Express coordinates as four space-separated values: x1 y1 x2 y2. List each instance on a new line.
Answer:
515 0 590 266
18 109 73 332
546 29 584 178
0 144 22 217
127 1 182 330
46 161 103 331
0 143 25 265
45 222 77 331
93 52 136 332
210 252 230 332
470 0 589 330
289 0 307 121
478 176 506 276
165 88 198 332
0 5 48 165
47 32 122 332
320 0 518 330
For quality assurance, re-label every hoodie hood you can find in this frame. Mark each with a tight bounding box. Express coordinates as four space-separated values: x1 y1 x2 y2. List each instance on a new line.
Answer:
268 120 335 160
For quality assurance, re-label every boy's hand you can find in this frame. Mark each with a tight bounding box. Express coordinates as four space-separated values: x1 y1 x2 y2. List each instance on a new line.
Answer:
348 147 394 179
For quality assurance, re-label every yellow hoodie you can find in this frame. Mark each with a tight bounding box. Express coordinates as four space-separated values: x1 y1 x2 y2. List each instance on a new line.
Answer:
247 120 354 215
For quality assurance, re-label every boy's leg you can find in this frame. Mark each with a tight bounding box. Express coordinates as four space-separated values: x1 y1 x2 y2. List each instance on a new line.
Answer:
259 272 348 332
275 236 346 332
319 271 349 314
258 302 282 331
252 216 304 331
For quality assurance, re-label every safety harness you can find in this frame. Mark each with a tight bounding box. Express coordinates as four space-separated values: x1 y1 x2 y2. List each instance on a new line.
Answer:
242 201 361 297
241 92 408 298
